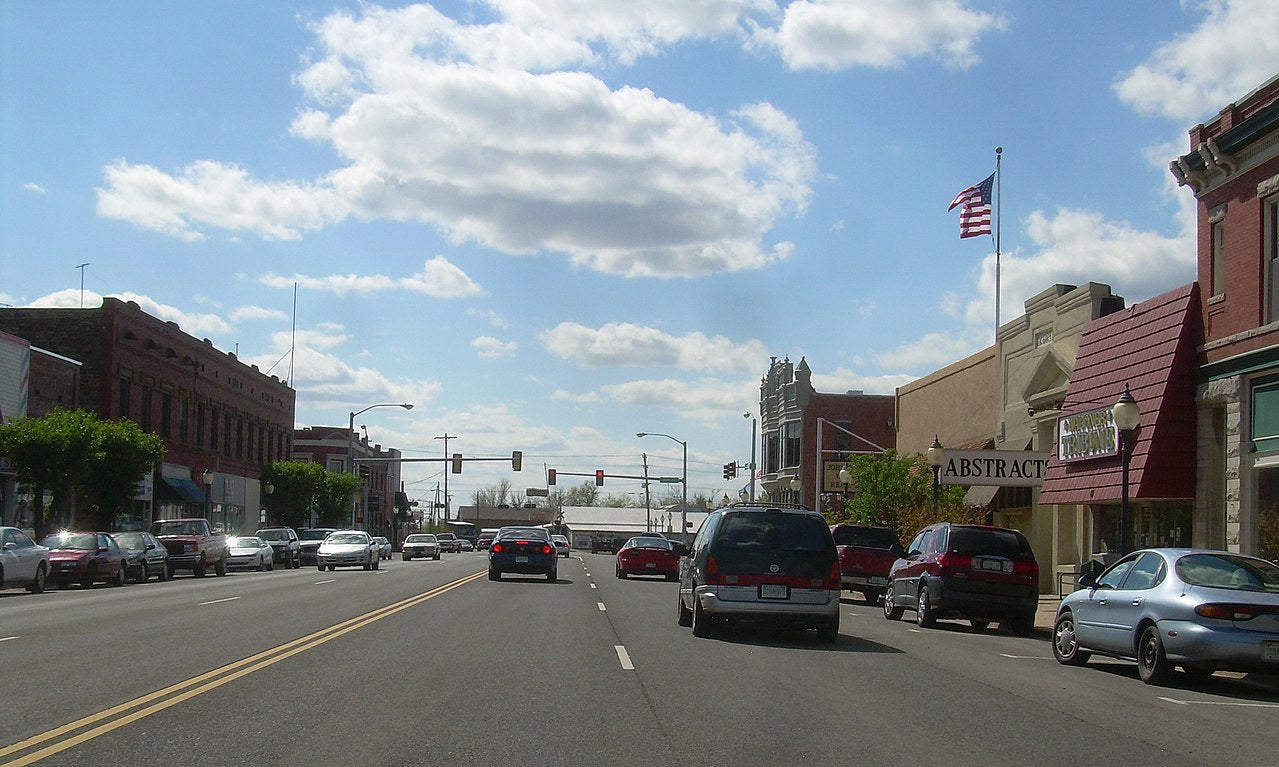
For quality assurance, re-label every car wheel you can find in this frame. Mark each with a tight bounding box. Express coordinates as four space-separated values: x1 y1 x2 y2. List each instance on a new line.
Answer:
1005 612 1037 637
27 562 47 594
883 588 904 620
915 587 936 627
113 562 127 587
215 556 228 577
267 557 275 571
817 615 839 644
547 568 556 583
82 563 98 587
194 559 206 578
488 566 500 581
1138 624 1174 685
969 619 990 631
164 564 174 580
317 563 325 571
135 562 149 584
257 558 267 572
372 556 379 570
1051 611 1091 666
691 595 715 638
616 567 626 579
403 554 411 561
434 553 441 561
677 592 693 627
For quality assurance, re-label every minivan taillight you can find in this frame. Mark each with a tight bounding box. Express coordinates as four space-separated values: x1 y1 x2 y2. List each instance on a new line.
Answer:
823 561 840 590
937 553 971 576
705 555 723 585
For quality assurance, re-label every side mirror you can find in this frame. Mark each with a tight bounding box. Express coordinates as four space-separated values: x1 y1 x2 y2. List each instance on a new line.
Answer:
145 543 156 550
907 549 921 557
673 543 689 557
1078 573 1098 589
891 543 906 557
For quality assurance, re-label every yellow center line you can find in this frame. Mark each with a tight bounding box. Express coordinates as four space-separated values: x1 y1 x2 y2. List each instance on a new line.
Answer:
1 571 485 767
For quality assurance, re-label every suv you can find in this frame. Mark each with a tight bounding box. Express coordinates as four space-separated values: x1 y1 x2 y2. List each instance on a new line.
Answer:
435 532 460 553
883 523 1039 634
297 528 337 565
831 523 904 604
255 527 301 568
676 504 840 643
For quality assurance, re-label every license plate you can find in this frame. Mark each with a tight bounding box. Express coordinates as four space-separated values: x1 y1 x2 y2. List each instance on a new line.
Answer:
515 556 528 563
975 558 1010 573
646 562 656 568
759 584 789 600
1263 641 1279 661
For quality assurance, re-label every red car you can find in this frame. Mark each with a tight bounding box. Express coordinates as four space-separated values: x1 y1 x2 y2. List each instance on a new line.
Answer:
616 536 680 581
40 531 130 588
830 524 905 604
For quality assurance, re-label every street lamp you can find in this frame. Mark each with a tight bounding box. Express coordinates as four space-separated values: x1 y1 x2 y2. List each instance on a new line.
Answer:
927 436 945 513
638 432 687 540
201 468 214 527
1112 385 1141 555
348 403 413 528
263 481 274 527
743 413 757 502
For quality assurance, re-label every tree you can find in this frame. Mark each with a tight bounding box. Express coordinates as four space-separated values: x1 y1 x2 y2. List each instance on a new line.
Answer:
551 482 599 507
837 449 978 544
83 419 165 530
316 470 361 527
264 461 324 529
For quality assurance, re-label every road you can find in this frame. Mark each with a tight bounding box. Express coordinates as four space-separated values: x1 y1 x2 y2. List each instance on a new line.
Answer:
2 551 1277 766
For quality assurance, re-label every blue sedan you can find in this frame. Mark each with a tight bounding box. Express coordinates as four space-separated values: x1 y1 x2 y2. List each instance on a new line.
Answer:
1052 548 1279 684
488 527 557 582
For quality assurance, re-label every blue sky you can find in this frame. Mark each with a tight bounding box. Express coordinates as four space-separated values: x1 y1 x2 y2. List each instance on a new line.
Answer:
3 1 1278 508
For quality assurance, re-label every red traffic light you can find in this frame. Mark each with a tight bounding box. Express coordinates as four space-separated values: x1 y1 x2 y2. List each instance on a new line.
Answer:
595 470 605 486
547 469 556 485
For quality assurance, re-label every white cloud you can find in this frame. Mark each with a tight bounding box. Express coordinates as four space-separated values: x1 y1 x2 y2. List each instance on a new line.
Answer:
229 305 289 323
1114 0 1279 122
23 182 46 194
473 335 518 358
541 322 767 373
23 290 234 337
551 376 758 424
762 0 1006 71
875 331 984 372
259 256 483 298
810 367 916 396
467 307 509 329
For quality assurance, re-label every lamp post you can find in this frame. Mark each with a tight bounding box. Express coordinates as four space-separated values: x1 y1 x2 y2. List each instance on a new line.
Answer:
638 432 687 540
1112 385 1141 555
263 481 273 527
926 436 945 514
201 467 214 526
348 403 413 529
743 413 757 503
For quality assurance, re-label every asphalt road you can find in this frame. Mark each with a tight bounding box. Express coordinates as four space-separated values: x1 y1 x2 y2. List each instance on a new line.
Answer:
2 551 1278 766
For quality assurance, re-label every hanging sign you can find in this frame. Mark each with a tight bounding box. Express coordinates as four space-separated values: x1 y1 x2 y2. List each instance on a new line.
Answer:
1057 407 1119 462
938 450 1050 486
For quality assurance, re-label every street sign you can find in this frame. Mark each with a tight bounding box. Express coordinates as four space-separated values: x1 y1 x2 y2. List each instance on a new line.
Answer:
658 477 681 483
526 488 549 497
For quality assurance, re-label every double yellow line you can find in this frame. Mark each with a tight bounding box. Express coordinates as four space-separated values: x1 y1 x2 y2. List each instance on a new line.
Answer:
1 571 486 767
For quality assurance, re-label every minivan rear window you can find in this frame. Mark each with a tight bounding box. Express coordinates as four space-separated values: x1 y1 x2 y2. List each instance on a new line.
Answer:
831 526 898 549
712 511 834 576
948 527 1034 560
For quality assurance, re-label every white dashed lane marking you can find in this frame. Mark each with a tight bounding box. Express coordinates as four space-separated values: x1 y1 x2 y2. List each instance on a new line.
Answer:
597 602 607 611
198 597 241 606
0 636 18 643
615 645 634 670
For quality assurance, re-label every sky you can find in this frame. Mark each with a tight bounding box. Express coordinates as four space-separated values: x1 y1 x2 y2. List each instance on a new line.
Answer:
3 1 1279 510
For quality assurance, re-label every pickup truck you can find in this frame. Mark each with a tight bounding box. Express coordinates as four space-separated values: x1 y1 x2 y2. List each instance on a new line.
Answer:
830 523 905 604
151 518 229 578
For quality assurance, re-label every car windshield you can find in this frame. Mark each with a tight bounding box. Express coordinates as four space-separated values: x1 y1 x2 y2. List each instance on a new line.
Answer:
113 532 146 549
41 533 97 550
300 530 332 540
948 528 1034 560
327 533 367 545
1175 553 1279 592
153 521 204 536
231 537 263 547
498 528 549 541
831 526 899 549
257 530 288 540
405 535 435 543
626 537 672 550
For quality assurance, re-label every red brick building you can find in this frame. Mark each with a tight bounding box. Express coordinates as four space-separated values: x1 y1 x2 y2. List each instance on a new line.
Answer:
292 426 402 538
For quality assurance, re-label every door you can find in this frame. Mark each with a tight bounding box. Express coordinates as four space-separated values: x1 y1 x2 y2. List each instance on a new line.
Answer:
1092 553 1165 655
2 529 39 581
1072 555 1137 649
895 529 934 610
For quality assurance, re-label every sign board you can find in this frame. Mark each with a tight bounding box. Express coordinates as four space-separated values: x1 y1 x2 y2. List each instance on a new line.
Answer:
1056 407 1118 462
938 450 1050 487
823 460 851 492
525 488 549 497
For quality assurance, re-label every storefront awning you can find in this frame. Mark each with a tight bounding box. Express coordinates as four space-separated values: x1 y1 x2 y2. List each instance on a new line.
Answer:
964 485 999 507
1038 284 1199 505
157 476 208 504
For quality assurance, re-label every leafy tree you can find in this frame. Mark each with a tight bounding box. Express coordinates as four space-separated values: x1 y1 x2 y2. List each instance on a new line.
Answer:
83 419 165 530
836 449 977 544
264 461 324 529
551 482 599 507
0 409 111 539
316 470 361 527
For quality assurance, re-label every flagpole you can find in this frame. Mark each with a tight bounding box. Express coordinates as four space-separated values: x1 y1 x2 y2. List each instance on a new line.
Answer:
994 146 1002 341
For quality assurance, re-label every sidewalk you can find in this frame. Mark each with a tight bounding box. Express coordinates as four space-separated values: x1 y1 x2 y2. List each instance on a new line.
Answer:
1036 594 1061 632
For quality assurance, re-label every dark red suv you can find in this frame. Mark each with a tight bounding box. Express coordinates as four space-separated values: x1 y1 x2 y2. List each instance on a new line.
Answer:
882 523 1039 634
830 524 904 604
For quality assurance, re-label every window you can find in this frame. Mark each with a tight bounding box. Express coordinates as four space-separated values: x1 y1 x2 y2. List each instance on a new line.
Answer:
178 396 189 444
1267 195 1279 322
1119 553 1165 590
210 407 220 450
764 431 780 473
781 421 801 469
141 383 153 432
1251 375 1279 453
196 403 205 448
1210 214 1225 297
1097 557 1136 589
160 390 172 438
117 377 131 420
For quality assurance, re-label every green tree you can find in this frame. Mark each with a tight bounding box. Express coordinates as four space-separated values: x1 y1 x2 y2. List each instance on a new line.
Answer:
0 409 102 539
316 470 361 527
837 449 976 544
264 461 324 530
83 419 165 530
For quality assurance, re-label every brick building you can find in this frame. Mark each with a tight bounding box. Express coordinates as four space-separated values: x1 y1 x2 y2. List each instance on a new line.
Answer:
0 297 295 531
292 426 403 539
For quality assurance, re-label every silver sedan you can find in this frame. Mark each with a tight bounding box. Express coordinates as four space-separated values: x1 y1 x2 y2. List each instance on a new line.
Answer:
1052 548 1279 684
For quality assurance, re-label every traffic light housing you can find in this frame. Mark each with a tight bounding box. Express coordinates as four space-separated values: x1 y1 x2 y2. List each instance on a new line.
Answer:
547 469 556 485
359 464 370 480
451 453 463 473
512 450 522 471
723 462 736 480
595 470 605 486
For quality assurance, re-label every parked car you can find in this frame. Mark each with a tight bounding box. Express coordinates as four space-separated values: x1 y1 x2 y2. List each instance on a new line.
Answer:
476 532 496 550
677 504 841 643
616 536 679 580
41 531 129 588
830 523 903 604
458 538 475 552
298 527 338 565
402 533 441 561
151 518 229 578
226 536 274 571
255 527 301 568
551 534 570 558
113 530 170 583
435 532 461 553
488 527 557 582
373 536 392 559
316 530 379 571
883 523 1039 634
1052 548 1279 685
1 526 50 593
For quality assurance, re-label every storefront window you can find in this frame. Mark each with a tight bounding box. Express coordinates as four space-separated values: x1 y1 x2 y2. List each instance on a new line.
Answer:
1256 466 1279 562
1251 376 1279 453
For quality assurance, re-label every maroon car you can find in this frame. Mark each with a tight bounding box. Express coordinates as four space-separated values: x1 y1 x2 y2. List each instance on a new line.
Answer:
41 531 129 588
830 524 904 604
616 536 680 581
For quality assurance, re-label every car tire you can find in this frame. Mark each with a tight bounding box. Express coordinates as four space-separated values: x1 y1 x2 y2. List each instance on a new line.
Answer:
1052 611 1090 666
434 553 441 561
194 559 206 578
691 595 715 638
817 616 839 644
547 568 556 583
82 563 98 587
164 564 174 580
488 566 500 581
882 588 904 621
363 558 372 571
113 562 127 587
318 563 325 571
1138 624 1174 685
373 556 380 570
970 619 990 631
135 562 149 584
915 586 936 627
215 557 228 577
616 567 627 579
403 554 411 561
1005 612 1036 637
677 593 693 627
257 559 267 572
27 562 47 594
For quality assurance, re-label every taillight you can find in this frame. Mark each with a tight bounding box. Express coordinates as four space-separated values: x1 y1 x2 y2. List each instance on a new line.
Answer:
823 561 840 590
491 543 503 554
937 553 971 575
705 555 722 585
542 544 553 555
1012 561 1039 579
1196 603 1260 621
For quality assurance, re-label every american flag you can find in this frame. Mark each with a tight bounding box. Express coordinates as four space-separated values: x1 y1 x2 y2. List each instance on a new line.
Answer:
948 172 994 239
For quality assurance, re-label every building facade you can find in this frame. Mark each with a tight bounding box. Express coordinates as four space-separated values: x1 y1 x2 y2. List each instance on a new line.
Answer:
291 426 403 538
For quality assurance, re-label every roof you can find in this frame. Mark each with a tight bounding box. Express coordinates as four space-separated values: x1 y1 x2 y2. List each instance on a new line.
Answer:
1038 284 1200 505
559 505 709 534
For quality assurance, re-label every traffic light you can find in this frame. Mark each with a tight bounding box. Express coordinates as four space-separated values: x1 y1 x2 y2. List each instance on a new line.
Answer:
547 469 556 485
451 453 463 473
512 450 522 471
359 464 370 480
723 462 736 480
595 469 605 486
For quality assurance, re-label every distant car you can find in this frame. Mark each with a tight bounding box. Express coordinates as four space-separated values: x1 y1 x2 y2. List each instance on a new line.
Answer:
317 530 379 571
1 526 50 594
616 536 679 580
435 533 460 553
113 531 170 583
373 536 392 559
298 528 338 565
402 534 441 561
255 527 301 568
883 523 1039 634
458 538 475 552
591 535 616 553
830 524 904 604
476 533 496 550
41 531 129 588
677 505 840 642
226 536 274 571
489 527 557 582
1053 548 1279 685
551 534 570 558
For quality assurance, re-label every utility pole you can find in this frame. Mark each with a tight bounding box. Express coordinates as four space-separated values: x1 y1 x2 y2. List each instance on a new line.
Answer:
434 433 454 521
642 453 652 532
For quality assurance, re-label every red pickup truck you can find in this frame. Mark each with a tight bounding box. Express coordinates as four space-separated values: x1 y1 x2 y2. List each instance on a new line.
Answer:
151 518 229 578
830 524 905 604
